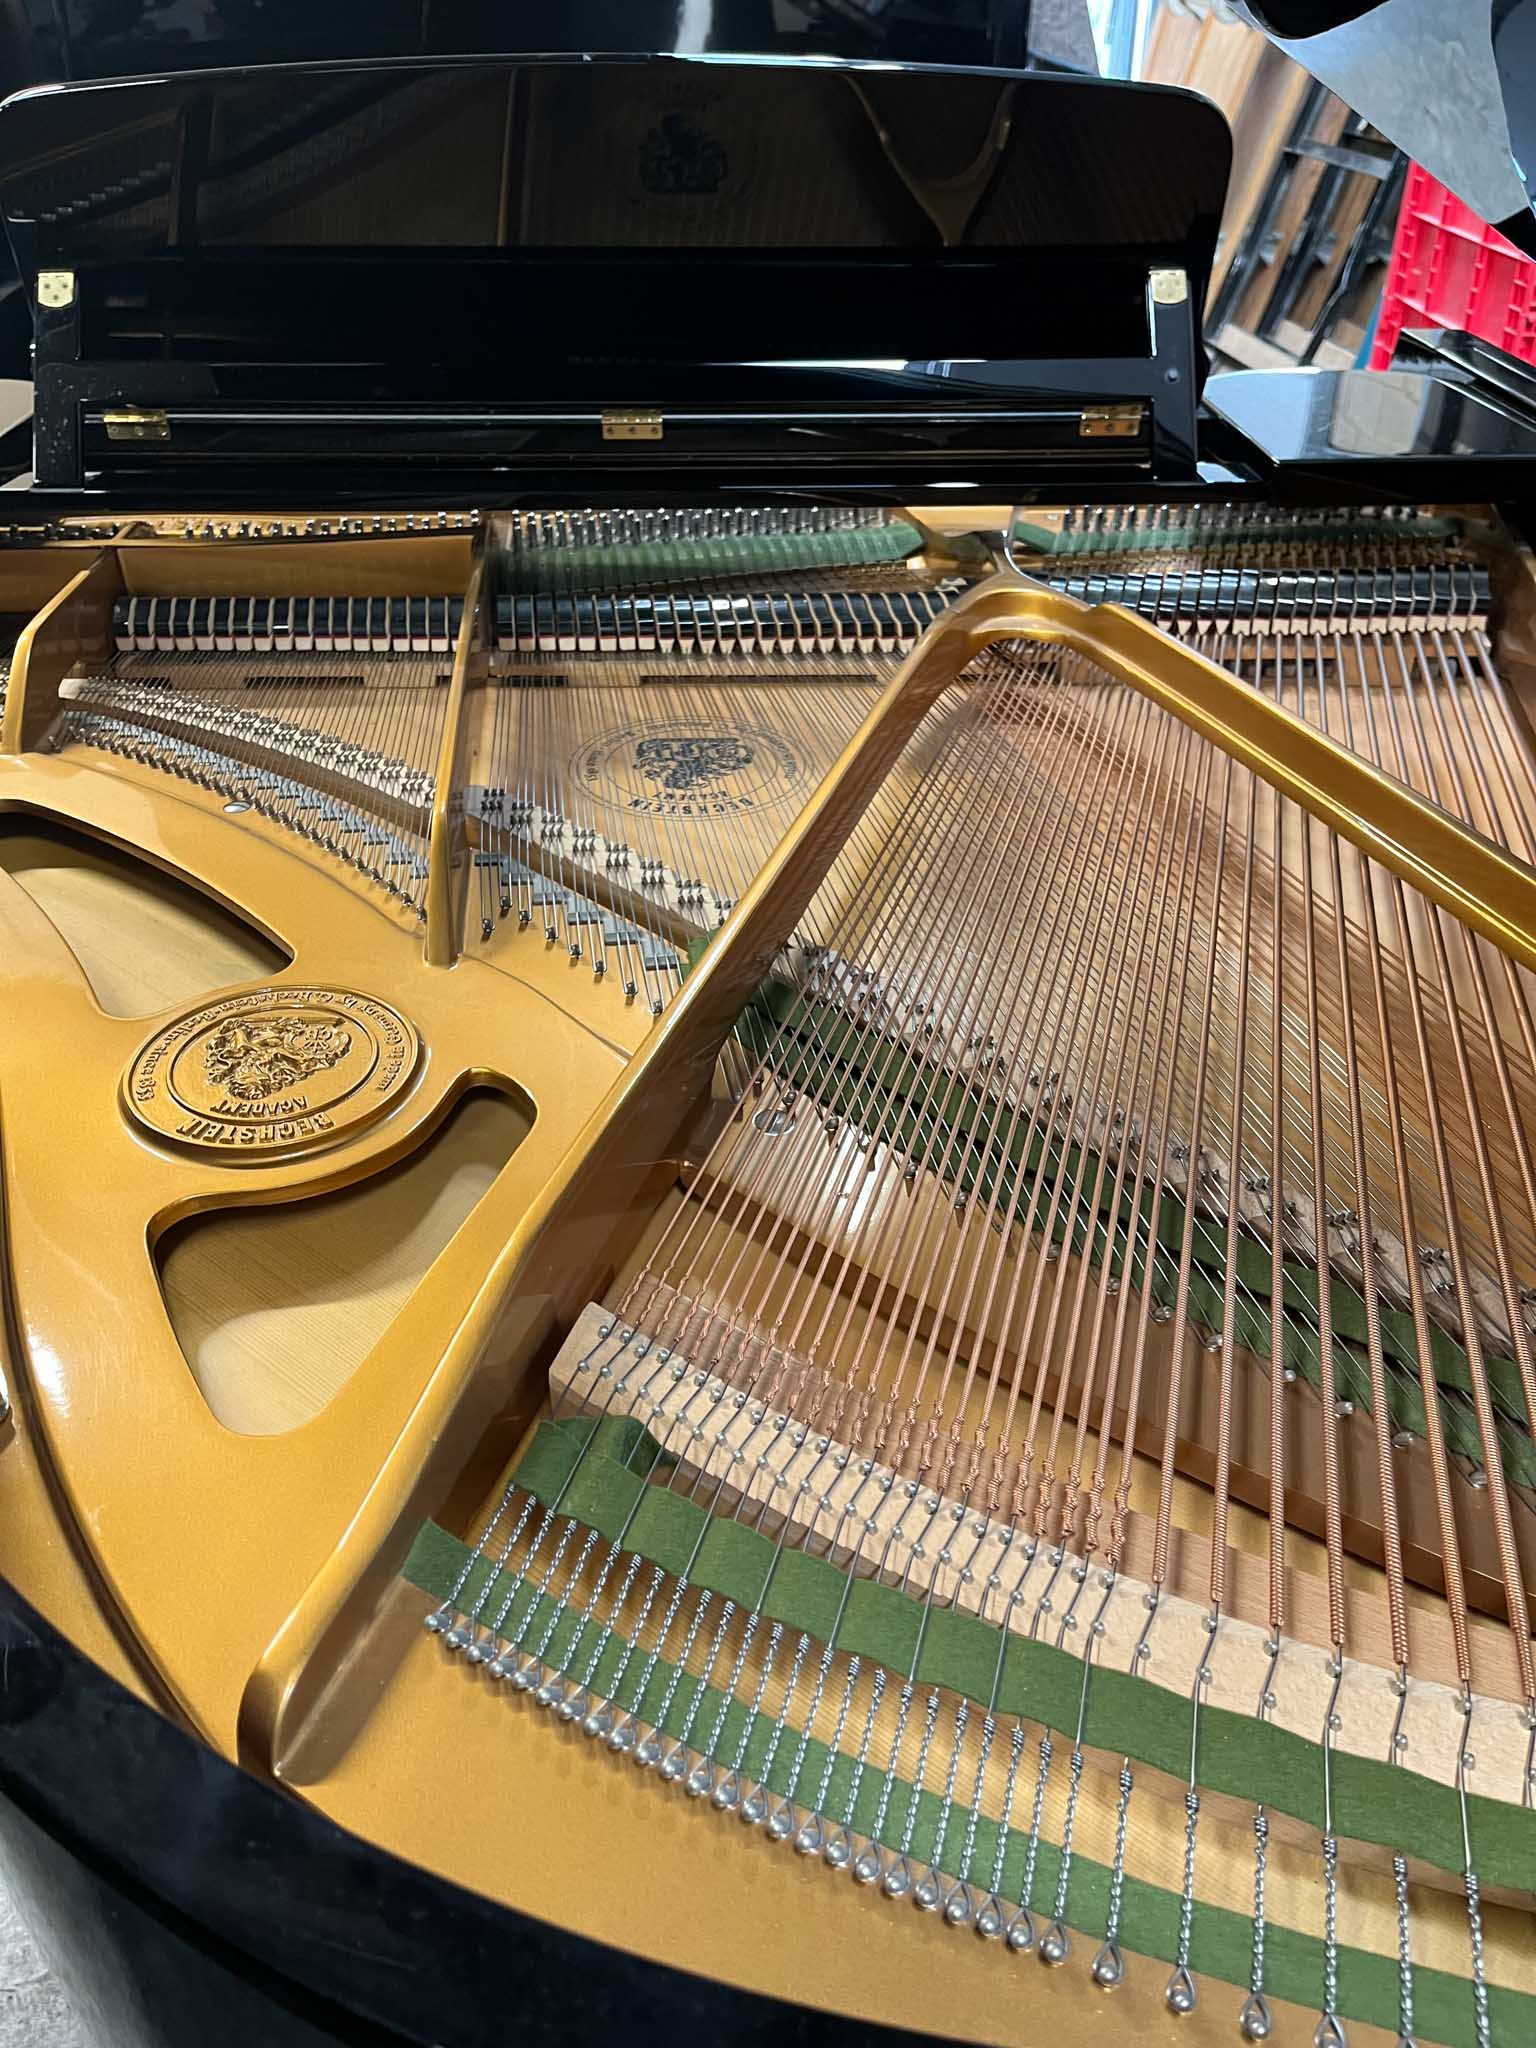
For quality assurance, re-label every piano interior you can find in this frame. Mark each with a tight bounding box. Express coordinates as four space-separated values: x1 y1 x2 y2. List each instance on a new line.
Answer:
3 42 1536 2048
2 490 1535 2048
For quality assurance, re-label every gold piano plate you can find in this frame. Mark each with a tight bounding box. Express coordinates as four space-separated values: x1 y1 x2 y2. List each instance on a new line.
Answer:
122 985 419 1160
4 499 1536 2048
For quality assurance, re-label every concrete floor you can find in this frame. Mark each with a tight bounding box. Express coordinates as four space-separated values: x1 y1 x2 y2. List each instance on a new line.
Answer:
0 1882 86 2048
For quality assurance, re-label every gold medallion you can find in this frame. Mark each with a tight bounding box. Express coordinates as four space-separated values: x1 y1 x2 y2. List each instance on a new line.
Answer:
123 986 418 1161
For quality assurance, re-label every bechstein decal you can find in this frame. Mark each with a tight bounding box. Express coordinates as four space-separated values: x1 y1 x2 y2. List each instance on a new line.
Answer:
123 986 419 1160
572 717 806 820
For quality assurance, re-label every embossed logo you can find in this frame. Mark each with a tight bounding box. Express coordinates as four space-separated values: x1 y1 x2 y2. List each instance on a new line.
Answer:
635 733 755 795
123 987 418 1161
572 718 806 821
638 112 727 195
605 83 755 219
202 1016 353 1101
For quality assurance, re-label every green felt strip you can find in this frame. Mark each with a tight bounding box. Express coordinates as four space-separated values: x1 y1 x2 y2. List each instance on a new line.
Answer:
508 1418 1536 1892
1009 513 1461 558
504 521 925 594
729 980 1535 1487
405 1518 1528 2048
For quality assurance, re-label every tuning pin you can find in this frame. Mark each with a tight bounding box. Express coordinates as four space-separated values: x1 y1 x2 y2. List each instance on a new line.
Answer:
944 1884 975 1929
1166 1965 1198 2014
606 1715 639 1754
1239 1991 1274 2040
1039 1920 1070 1965
1005 1907 1036 1954
822 1827 852 1870
1091 1941 1126 1988
765 1801 798 1843
686 1760 715 1800
852 1844 884 1885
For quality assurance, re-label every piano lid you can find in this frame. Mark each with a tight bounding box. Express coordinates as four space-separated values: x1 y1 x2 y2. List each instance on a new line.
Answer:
0 55 1230 503
1240 2 1536 257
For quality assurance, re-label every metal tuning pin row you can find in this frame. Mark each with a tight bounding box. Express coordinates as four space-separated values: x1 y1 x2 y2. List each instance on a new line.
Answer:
506 506 891 552
153 512 477 541
491 584 959 659
53 709 432 917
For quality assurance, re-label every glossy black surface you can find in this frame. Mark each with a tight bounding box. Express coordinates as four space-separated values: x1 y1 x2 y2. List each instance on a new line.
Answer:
0 0 1029 82
1203 364 1536 497
0 54 1224 494
0 1577 952 2048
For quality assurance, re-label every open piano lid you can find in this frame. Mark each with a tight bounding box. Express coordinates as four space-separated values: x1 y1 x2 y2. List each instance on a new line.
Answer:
0 55 1230 503
1240 3 1536 257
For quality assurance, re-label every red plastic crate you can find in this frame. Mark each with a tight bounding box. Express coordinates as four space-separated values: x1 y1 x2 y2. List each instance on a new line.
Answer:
1371 162 1536 369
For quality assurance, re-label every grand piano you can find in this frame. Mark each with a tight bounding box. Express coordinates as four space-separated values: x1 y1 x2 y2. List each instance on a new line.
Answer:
2 23 1536 2048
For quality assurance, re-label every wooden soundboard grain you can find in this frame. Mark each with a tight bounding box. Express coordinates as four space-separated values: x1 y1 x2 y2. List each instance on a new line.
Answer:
157 1089 531 1433
0 818 287 1015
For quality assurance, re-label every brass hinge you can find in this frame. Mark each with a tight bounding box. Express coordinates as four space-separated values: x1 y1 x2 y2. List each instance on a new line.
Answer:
37 269 75 309
102 406 170 444
601 409 663 442
1079 403 1144 440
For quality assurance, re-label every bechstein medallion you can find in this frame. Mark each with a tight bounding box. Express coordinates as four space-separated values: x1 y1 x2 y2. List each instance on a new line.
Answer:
123 986 419 1160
